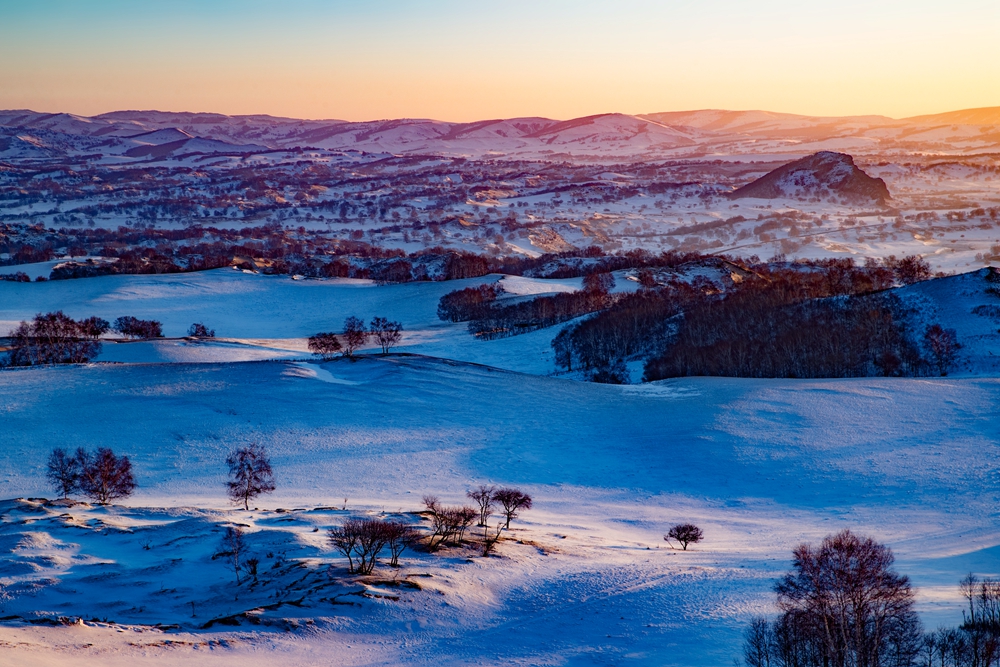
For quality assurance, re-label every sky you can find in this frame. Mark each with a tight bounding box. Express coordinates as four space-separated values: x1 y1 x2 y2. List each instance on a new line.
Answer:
1 0 998 122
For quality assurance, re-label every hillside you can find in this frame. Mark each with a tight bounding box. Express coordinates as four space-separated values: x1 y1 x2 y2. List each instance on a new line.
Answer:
729 151 892 204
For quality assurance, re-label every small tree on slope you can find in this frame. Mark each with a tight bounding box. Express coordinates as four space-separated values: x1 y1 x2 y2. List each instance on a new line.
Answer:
665 524 703 550
79 448 136 504
493 488 532 529
46 447 85 498
226 443 276 510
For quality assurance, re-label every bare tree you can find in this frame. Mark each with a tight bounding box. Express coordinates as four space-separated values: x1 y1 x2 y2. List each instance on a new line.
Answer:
771 530 922 667
46 447 84 498
328 518 391 574
341 316 369 358
222 526 246 584
924 324 960 376
79 448 136 504
742 617 774 667
226 443 276 510
467 485 496 526
454 506 478 543
384 521 418 567
328 523 361 573
481 521 506 557
494 488 532 529
583 271 615 295
665 523 704 550
308 332 342 360
78 316 110 340
369 317 403 354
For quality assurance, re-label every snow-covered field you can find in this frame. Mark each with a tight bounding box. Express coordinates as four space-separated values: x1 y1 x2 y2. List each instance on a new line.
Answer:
2 270 1000 665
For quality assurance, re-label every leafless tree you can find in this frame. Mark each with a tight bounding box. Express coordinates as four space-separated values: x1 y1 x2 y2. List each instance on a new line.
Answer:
78 317 110 340
328 518 391 574
222 526 246 584
341 316 369 358
308 332 342 360
79 448 136 504
665 523 704 550
370 317 403 354
46 447 85 498
924 324 960 376
743 617 774 667
494 488 532 529
226 443 275 510
384 521 418 567
583 271 615 296
770 529 922 667
467 485 496 526
454 506 478 543
481 521 506 557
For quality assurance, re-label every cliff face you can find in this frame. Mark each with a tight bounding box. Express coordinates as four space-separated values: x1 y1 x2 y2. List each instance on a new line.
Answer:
731 151 891 204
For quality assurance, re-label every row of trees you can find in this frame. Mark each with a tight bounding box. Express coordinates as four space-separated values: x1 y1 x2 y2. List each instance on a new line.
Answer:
307 316 403 359
2 311 171 366
436 272 618 340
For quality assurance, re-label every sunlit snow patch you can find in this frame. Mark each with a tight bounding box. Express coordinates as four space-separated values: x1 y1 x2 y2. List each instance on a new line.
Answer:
284 362 359 385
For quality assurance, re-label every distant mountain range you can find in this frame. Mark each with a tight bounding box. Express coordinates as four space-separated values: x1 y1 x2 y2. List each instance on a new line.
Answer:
2 107 1000 162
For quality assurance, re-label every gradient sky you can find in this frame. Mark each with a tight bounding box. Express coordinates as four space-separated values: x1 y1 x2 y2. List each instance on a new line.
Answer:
1 0 998 122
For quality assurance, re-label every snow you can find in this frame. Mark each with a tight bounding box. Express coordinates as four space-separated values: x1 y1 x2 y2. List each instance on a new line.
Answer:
0 357 998 665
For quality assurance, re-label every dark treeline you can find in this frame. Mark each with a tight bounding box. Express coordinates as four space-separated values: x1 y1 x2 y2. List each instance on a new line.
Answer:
542 256 938 381
643 288 924 380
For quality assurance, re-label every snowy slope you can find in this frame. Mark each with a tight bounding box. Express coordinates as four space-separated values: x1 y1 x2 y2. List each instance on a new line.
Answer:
0 359 999 665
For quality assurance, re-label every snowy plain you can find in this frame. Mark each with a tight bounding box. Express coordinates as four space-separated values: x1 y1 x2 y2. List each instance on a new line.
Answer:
0 270 999 666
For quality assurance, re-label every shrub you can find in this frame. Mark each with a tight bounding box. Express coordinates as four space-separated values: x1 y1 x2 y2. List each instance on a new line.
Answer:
328 518 392 574
188 322 215 338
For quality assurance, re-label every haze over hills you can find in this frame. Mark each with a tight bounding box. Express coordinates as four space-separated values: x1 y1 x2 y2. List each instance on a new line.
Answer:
3 106 1000 161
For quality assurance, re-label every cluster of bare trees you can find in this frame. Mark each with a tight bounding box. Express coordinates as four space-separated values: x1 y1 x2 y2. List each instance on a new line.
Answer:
5 311 107 366
188 322 215 338
3 311 176 366
308 315 403 359
744 538 1000 667
46 447 136 504
328 518 418 574
112 316 163 339
437 282 505 322
742 530 923 667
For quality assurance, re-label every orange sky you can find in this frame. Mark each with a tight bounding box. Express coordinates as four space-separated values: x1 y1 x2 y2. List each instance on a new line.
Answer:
1 1 998 121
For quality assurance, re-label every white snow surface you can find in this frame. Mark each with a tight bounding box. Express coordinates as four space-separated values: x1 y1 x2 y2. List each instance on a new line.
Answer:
1 270 1000 665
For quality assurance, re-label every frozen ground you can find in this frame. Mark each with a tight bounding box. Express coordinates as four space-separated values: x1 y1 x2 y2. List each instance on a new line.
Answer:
0 357 999 665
